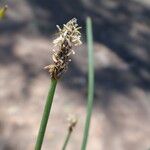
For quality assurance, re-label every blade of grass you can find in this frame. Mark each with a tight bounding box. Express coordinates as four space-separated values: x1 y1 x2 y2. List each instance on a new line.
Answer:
35 79 57 150
81 17 94 150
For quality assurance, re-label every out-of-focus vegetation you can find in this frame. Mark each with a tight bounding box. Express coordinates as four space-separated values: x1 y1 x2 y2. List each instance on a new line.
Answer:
81 17 94 150
0 5 7 19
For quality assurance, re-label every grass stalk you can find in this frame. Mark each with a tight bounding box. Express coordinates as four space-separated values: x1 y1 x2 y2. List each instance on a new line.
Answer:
62 130 72 150
62 116 77 150
35 79 57 150
81 17 94 150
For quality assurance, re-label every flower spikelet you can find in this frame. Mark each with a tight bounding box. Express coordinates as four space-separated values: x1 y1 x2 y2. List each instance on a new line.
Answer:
45 18 82 79
67 115 77 132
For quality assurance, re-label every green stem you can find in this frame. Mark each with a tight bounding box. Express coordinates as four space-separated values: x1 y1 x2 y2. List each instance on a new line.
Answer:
62 130 72 150
35 79 57 150
81 17 94 150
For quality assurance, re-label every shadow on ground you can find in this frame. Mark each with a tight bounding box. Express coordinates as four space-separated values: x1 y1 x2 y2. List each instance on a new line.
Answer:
0 0 150 110
28 0 150 93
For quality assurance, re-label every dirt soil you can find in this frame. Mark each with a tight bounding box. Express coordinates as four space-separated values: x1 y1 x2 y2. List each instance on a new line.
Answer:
0 0 150 150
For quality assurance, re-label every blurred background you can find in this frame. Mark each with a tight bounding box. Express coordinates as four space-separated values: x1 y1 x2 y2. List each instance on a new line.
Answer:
0 0 150 149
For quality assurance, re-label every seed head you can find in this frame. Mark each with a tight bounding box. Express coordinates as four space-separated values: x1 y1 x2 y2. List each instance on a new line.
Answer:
67 115 78 132
45 18 82 79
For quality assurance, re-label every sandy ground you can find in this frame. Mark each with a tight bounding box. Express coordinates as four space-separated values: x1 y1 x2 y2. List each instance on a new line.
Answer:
0 0 150 150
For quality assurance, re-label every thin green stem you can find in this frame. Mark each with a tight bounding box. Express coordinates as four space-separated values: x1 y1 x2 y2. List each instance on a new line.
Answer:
35 79 57 150
62 130 72 150
81 17 94 150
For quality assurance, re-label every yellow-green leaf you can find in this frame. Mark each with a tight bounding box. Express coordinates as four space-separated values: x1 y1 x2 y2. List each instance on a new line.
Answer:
0 5 8 19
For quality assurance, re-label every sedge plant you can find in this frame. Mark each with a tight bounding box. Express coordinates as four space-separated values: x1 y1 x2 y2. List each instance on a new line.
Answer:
62 115 77 150
35 18 82 150
81 17 94 150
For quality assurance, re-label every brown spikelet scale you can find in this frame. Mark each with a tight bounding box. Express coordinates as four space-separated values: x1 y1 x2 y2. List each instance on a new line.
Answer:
45 18 82 79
